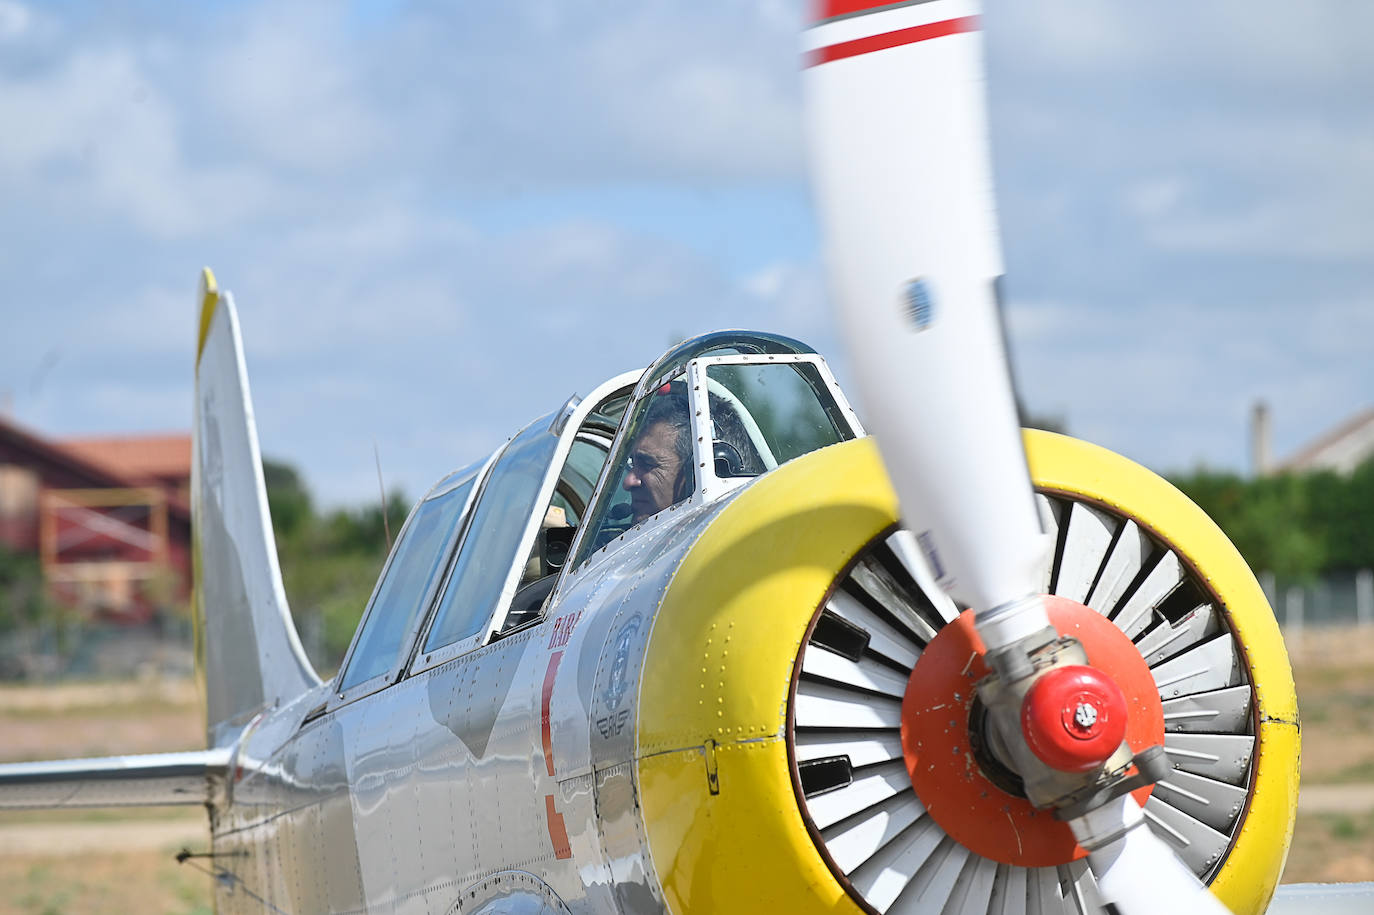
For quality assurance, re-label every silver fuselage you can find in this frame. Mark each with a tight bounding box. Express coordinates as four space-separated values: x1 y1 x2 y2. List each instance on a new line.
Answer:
216 489 730 914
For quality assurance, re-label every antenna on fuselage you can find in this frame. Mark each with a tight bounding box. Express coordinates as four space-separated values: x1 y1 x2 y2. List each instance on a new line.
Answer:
373 442 392 551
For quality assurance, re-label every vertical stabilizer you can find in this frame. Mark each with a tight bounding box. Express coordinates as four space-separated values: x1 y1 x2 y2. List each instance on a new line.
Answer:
193 269 319 747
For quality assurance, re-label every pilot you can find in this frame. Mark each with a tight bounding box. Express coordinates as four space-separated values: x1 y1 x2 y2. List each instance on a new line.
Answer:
623 393 693 522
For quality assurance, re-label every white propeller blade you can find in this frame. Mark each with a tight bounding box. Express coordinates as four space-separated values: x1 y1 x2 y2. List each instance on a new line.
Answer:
800 3 1232 912
1072 797 1231 915
802 0 1047 649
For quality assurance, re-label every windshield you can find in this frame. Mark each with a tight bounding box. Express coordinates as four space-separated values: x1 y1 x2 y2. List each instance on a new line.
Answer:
571 355 857 571
705 361 853 475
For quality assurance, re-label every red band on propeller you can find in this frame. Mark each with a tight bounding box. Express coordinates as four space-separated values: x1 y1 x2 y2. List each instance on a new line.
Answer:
805 15 981 68
814 0 912 22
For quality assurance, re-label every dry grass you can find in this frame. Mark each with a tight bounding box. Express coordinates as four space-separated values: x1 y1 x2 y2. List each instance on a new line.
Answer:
1285 811 1374 884
0 626 1371 908
0 682 211 915
0 847 212 915
1290 627 1374 787
1282 625 1374 883
0 679 203 765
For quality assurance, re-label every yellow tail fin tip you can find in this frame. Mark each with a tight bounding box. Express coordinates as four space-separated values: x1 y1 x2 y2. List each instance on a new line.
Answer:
196 267 219 365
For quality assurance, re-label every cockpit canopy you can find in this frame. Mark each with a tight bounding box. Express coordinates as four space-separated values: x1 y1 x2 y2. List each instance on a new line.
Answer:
333 331 860 703
570 331 861 569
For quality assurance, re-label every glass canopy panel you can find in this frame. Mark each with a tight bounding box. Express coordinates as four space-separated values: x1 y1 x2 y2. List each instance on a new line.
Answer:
423 415 562 652
585 390 633 436
552 436 612 526
705 361 854 475
338 467 480 691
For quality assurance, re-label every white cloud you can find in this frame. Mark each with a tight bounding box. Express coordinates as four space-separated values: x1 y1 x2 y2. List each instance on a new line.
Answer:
738 260 832 346
1153 129 1374 261
2 0 1371 504
200 3 388 173
1004 293 1374 472
374 2 806 185
0 47 276 236
990 2 1374 270
742 263 788 300
0 1 807 244
274 203 477 264
990 1 1374 90
1123 177 1185 220
988 2 1137 73
0 1 31 40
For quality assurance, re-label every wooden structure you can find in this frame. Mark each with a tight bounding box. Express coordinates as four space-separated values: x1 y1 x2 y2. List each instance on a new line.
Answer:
0 415 191 622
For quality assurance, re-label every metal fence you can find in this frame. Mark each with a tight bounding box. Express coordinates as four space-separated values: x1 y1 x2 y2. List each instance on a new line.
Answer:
1259 569 1374 639
0 616 194 681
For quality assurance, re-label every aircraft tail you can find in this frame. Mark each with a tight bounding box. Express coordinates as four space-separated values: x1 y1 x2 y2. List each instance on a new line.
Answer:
192 268 319 748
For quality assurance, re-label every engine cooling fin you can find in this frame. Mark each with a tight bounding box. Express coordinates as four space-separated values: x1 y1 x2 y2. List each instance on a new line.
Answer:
789 492 1257 915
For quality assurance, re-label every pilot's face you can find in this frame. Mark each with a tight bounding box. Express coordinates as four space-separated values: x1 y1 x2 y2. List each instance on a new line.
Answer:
623 421 683 522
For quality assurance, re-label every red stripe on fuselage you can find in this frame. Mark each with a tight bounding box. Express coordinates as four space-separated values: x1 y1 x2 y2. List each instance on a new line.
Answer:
544 794 572 859
805 15 980 67
541 650 563 777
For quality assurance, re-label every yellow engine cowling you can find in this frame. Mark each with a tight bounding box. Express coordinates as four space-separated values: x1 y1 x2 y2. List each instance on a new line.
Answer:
635 434 1298 915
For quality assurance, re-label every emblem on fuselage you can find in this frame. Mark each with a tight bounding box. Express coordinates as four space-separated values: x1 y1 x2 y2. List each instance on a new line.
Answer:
605 614 641 711
595 614 642 738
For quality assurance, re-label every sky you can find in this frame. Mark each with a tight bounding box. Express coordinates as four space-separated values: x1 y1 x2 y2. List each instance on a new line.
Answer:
1 0 1370 507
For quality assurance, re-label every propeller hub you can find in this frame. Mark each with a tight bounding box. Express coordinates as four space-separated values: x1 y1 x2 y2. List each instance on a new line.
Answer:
898 596 1164 866
1020 665 1129 773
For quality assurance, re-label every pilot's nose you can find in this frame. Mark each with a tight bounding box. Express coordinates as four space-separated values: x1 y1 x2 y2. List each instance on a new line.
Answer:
623 470 640 490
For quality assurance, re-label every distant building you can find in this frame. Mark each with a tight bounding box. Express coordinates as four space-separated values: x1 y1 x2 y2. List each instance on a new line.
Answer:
0 415 191 622
1252 402 1374 477
60 435 192 506
1250 402 1274 477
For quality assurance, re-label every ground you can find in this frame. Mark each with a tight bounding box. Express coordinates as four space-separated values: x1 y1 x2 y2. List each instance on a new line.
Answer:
0 628 1371 913
1275 626 1374 885
0 680 208 915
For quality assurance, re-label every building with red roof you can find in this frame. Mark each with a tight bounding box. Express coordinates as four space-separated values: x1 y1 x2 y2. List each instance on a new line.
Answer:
0 415 191 623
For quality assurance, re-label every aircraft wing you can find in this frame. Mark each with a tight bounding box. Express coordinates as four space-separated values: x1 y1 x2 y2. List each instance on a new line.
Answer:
0 749 229 809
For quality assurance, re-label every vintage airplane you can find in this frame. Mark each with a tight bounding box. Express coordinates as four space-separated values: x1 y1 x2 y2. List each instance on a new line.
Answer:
1 0 1364 912
0 270 1301 915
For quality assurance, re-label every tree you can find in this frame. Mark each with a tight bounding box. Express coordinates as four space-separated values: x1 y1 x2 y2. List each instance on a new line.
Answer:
1171 469 1325 581
261 456 406 672
0 545 47 633
262 459 313 543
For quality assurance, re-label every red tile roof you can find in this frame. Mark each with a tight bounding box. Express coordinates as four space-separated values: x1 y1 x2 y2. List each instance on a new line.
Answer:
1 414 142 490
0 415 191 521
59 435 191 483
